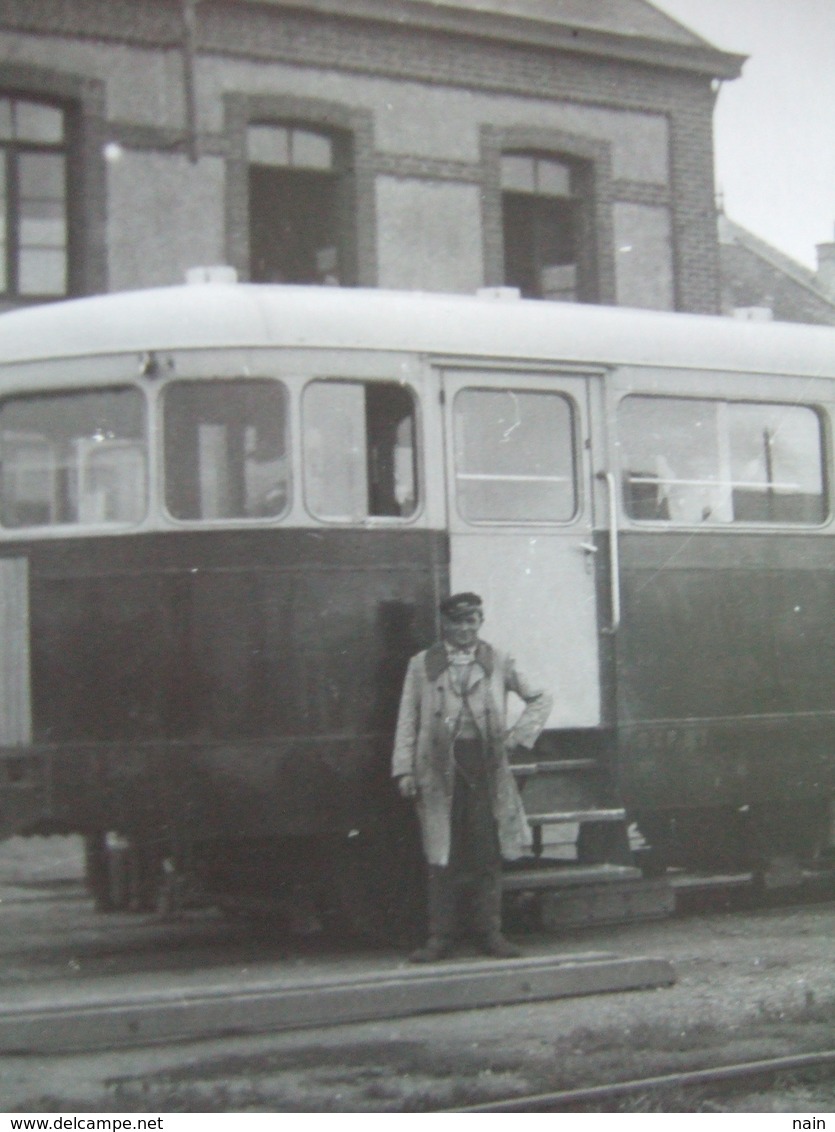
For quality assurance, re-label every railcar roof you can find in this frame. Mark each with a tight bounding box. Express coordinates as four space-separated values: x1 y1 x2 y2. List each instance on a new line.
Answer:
0 284 833 379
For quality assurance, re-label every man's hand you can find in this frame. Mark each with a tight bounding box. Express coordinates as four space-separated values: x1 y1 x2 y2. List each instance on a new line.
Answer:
397 774 417 799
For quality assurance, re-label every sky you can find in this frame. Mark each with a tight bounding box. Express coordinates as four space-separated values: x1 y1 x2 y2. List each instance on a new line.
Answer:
651 0 835 270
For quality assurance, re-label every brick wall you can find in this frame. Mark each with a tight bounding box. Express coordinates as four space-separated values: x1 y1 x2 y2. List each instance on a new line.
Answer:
0 0 724 311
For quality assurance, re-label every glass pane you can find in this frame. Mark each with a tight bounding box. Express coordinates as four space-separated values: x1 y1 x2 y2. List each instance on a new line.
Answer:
303 382 367 520
20 198 67 247
619 395 826 526
18 247 67 295
80 442 146 524
291 129 332 170
247 124 290 167
620 396 725 523
541 263 577 301
303 380 418 521
367 383 417 517
729 403 825 523
454 388 575 522
500 154 535 192
163 379 289 521
536 158 572 197
14 100 64 143
0 388 146 528
19 152 65 198
0 99 11 141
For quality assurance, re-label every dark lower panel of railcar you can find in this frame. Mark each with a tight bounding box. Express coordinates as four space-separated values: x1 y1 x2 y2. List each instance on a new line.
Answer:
0 735 409 841
615 531 835 816
0 527 447 841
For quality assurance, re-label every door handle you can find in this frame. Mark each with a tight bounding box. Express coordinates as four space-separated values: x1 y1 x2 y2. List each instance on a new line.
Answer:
596 471 621 634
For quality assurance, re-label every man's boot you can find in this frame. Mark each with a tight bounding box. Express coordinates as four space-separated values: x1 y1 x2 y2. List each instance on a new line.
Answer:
408 936 453 963
409 865 454 963
473 868 521 959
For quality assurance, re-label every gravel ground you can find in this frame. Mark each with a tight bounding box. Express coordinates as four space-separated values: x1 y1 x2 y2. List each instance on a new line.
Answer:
1 836 834 1113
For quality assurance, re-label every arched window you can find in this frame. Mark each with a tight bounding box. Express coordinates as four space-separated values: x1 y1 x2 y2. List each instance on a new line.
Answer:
247 123 344 286
0 96 69 299
501 152 591 302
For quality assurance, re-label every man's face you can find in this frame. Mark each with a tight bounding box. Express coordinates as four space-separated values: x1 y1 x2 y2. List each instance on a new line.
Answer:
441 610 483 650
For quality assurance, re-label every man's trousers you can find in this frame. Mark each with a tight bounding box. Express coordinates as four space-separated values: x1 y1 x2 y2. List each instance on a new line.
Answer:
427 737 503 942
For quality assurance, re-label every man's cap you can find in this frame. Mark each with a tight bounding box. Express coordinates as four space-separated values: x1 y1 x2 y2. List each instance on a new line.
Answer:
439 592 483 621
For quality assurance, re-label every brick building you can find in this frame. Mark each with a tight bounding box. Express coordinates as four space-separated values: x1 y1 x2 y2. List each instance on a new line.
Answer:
0 0 742 314
719 212 835 327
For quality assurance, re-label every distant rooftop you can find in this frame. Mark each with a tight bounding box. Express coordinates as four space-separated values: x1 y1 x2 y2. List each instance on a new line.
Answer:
718 213 835 304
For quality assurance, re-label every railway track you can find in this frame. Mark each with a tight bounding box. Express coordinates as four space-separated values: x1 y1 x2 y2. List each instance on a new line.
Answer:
449 1050 835 1113
1 863 833 1113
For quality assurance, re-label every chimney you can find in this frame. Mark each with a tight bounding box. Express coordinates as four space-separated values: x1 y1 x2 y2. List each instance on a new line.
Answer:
816 225 835 297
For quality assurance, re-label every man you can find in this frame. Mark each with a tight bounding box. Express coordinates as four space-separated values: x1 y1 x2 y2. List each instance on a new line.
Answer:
392 592 552 961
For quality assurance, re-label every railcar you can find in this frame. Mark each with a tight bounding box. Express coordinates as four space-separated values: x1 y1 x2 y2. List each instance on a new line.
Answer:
0 280 833 925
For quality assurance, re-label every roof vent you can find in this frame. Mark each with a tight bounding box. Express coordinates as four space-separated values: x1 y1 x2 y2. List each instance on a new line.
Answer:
186 265 238 285
476 286 521 301
732 306 773 322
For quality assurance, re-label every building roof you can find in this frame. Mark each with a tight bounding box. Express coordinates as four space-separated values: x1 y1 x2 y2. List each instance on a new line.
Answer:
718 213 835 318
238 0 745 78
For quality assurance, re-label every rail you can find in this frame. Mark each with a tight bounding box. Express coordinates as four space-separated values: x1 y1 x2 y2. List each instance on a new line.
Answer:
449 1048 835 1112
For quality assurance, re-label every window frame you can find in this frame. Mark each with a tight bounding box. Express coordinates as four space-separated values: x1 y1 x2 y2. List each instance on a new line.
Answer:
224 94 377 288
0 383 149 532
480 126 616 306
247 121 345 286
300 376 422 526
160 375 292 528
500 151 588 303
0 95 70 302
617 391 830 530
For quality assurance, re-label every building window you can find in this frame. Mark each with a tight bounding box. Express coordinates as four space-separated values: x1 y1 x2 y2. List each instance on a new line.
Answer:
619 395 827 525
163 379 289 522
248 124 347 286
0 96 69 300
501 153 592 302
453 388 577 523
302 380 418 521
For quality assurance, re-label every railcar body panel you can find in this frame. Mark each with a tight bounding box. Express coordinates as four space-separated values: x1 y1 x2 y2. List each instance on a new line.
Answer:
609 360 835 826
1 283 834 885
616 530 835 810
0 528 446 838
441 367 601 728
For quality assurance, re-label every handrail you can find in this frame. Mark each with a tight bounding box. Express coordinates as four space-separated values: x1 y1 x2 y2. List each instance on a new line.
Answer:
597 470 621 634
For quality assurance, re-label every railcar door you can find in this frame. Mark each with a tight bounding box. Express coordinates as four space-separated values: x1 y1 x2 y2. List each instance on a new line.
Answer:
441 368 602 726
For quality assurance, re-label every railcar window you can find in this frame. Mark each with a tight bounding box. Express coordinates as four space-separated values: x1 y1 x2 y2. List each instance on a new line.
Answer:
163 379 289 521
302 380 417 521
620 395 826 525
0 387 146 528
453 388 576 522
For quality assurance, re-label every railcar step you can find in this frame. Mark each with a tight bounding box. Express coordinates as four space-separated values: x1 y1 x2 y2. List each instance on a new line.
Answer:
512 759 598 776
503 863 642 891
526 808 626 826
